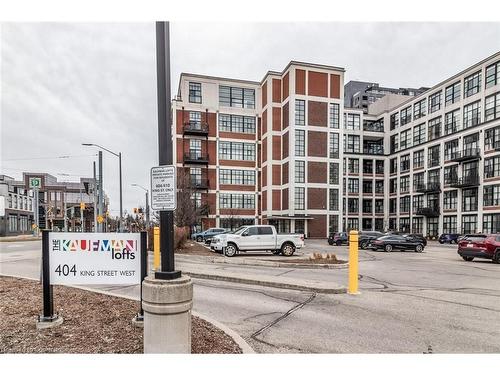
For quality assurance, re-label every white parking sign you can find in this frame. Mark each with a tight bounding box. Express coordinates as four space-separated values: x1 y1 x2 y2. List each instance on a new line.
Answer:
151 165 176 211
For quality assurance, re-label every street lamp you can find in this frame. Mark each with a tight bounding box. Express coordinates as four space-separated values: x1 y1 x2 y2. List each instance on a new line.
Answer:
82 143 123 232
131 183 150 230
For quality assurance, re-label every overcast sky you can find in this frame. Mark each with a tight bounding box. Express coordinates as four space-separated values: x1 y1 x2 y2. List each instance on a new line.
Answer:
1 22 500 215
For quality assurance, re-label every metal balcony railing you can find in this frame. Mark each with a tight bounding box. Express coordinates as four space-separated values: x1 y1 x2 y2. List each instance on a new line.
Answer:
363 122 384 132
190 178 209 189
183 122 209 135
449 148 481 162
184 151 209 164
415 182 441 193
449 174 480 188
416 205 440 217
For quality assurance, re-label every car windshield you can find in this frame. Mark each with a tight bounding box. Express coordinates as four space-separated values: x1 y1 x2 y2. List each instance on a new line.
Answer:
467 235 487 243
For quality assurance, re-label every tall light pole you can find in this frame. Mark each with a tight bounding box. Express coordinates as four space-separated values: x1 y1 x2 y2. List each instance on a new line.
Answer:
82 143 123 232
132 183 150 230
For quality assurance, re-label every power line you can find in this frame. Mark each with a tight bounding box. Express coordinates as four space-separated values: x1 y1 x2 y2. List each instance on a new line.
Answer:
2 154 97 162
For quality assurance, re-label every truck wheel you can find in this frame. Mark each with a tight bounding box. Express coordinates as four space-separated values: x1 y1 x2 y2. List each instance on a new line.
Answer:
281 243 295 257
224 244 237 257
462 256 474 262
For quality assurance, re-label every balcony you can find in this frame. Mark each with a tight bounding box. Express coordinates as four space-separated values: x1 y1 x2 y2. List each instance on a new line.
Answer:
363 145 384 155
449 148 481 163
363 121 384 132
184 151 209 164
415 182 441 193
190 178 209 190
416 205 440 217
183 122 209 136
449 174 480 188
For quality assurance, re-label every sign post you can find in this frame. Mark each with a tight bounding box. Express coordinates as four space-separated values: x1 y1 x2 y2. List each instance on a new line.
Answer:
29 177 41 237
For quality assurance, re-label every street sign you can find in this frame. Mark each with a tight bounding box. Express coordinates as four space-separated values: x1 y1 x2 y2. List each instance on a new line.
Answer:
151 165 176 211
29 177 42 189
97 215 104 224
48 233 141 285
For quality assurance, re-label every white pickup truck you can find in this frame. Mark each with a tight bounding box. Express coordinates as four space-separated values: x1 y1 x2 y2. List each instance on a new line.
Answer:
210 225 305 257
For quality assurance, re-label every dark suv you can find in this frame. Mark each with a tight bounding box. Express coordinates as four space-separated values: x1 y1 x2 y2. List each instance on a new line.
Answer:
438 233 461 244
457 234 500 263
359 231 384 249
328 232 348 246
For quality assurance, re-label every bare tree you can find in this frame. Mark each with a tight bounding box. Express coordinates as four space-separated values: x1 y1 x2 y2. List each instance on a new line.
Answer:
175 169 199 228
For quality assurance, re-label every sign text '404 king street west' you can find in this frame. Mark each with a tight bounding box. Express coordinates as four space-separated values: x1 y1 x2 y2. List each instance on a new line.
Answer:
49 233 141 285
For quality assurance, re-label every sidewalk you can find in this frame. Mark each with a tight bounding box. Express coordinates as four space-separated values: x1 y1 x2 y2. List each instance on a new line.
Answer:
0 234 41 242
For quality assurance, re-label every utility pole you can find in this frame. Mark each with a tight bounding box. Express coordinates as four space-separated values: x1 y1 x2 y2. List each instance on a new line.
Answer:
93 161 97 233
131 184 150 230
80 187 84 232
119 152 123 232
63 195 67 232
98 150 104 233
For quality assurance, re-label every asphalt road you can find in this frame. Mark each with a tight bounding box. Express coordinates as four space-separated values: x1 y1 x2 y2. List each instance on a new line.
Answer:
1 239 499 353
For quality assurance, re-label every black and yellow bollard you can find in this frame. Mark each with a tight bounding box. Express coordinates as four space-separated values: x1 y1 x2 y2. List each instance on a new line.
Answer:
348 230 360 295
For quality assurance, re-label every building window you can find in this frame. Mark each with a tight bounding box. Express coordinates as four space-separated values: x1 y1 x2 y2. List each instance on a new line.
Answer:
329 133 339 158
462 215 477 234
329 163 339 184
363 160 373 174
483 213 500 234
389 198 397 214
413 123 426 146
400 176 410 194
413 99 426 120
413 194 424 211
444 139 458 161
348 178 359 193
389 158 397 174
445 81 461 106
375 160 384 175
348 198 359 213
390 134 399 153
295 161 305 183
345 113 361 130
443 190 458 210
485 155 500 178
485 126 500 151
328 216 339 234
462 188 478 212
400 129 411 150
413 173 424 192
329 189 339 211
362 180 373 194
219 114 256 133
444 165 458 185
189 111 201 127
400 106 412 126
295 99 305 126
219 141 255 161
443 216 457 233
362 199 373 214
390 113 399 130
375 180 384 194
400 154 410 172
219 193 255 209
346 218 359 231
330 103 340 129
412 217 423 234
219 86 255 108
485 93 500 122
189 82 202 103
428 145 440 168
464 71 481 98
295 130 305 156
348 159 359 174
428 169 440 185
294 187 305 210
444 109 461 135
463 133 479 152
399 217 410 232
486 61 500 89
219 169 255 185
389 178 397 194
463 101 481 128
484 185 500 206
429 91 442 113
427 218 439 237
345 135 360 153
375 199 384 213
413 150 424 169
428 116 442 140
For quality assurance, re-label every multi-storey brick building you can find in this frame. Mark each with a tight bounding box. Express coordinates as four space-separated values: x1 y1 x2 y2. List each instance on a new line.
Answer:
173 51 500 238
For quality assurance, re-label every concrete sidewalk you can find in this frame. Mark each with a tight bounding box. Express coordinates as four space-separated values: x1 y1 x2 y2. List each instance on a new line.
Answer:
0 234 41 242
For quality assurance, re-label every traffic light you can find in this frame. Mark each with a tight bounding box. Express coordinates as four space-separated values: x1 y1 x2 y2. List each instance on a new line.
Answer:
133 208 138 214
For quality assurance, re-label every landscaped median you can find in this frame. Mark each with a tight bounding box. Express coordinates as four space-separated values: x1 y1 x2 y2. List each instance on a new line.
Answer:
0 276 251 354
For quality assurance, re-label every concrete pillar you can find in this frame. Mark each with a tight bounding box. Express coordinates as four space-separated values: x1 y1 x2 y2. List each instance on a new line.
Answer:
142 275 193 353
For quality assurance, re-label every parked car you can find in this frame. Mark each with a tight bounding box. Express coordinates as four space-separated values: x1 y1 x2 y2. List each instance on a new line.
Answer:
358 231 384 249
328 232 348 246
438 233 461 244
457 234 500 263
210 225 305 257
386 232 428 247
191 228 227 243
369 234 425 252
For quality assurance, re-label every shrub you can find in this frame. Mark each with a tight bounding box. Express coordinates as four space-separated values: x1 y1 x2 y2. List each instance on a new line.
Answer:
174 226 189 250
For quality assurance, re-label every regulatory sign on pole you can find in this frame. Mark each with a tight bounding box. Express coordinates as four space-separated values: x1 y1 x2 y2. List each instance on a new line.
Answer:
150 165 176 211
48 232 141 285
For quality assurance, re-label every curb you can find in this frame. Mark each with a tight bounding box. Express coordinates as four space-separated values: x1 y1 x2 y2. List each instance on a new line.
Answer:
0 237 41 243
0 273 254 354
176 254 349 269
183 270 347 294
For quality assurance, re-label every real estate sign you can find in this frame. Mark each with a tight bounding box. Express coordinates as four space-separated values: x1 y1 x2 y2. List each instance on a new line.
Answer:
48 233 141 285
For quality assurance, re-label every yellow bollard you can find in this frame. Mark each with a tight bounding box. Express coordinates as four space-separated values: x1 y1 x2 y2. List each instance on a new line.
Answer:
348 230 360 295
153 226 160 271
